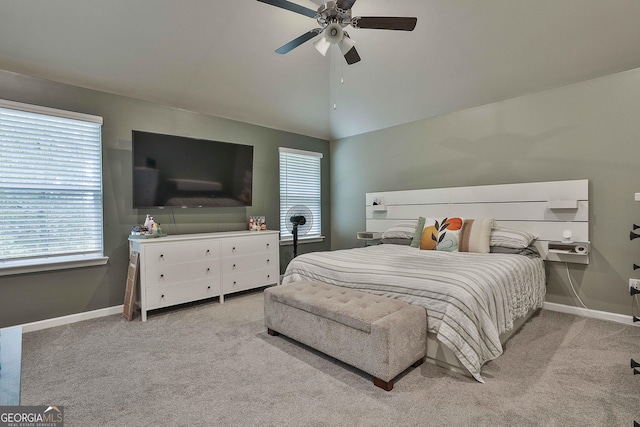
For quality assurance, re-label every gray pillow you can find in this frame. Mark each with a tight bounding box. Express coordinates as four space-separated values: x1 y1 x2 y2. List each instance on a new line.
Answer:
382 221 419 240
490 226 537 249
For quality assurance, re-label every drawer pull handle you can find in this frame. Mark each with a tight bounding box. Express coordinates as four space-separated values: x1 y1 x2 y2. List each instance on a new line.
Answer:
207 268 211 271
161 294 165 298
232 247 236 252
267 243 270 248
233 281 237 285
206 249 210 254
267 274 270 279
267 259 270 263
207 286 211 290
233 264 236 269
160 274 164 278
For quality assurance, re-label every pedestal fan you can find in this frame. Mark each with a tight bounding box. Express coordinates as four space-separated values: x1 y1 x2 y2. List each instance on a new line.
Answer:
285 204 313 258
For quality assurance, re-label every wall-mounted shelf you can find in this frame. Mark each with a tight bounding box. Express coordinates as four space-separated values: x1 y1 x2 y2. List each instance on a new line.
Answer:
548 241 590 255
357 231 383 240
357 231 383 246
371 205 387 212
544 241 590 264
547 199 578 210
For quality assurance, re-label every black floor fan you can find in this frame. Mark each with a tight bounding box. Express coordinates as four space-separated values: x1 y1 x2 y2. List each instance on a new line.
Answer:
285 204 313 258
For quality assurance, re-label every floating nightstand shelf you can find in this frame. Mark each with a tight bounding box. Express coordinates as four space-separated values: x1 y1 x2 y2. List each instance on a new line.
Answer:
357 231 383 246
371 204 387 212
548 241 589 255
545 241 590 265
357 231 383 240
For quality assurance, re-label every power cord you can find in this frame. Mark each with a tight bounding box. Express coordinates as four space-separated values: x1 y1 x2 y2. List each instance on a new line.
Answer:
565 262 588 309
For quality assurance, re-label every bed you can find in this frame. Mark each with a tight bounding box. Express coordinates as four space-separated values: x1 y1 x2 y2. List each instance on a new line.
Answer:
282 244 546 382
280 180 589 382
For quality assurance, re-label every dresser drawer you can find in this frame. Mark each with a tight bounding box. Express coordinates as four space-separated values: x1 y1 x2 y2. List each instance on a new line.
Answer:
145 280 220 310
144 241 220 266
220 234 277 257
221 253 275 275
222 267 279 294
144 260 219 287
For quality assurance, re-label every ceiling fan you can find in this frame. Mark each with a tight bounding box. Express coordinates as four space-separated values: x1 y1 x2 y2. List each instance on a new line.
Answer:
257 0 417 65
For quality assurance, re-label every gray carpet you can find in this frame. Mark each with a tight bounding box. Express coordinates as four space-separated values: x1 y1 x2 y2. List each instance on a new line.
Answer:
20 290 640 426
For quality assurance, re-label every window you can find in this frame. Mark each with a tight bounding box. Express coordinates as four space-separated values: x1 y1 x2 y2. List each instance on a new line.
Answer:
279 147 322 241
0 99 106 274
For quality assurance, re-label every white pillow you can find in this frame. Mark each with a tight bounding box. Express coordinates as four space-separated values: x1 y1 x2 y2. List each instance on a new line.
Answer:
381 221 418 240
490 226 537 249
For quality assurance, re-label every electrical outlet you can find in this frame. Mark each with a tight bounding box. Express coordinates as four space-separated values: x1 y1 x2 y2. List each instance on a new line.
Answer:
630 278 640 292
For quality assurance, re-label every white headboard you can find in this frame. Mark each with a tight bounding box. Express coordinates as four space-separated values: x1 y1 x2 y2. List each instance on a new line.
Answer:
365 179 589 264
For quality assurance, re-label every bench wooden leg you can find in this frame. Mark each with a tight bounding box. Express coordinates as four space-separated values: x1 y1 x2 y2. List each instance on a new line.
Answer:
373 377 394 391
374 358 423 391
267 328 279 336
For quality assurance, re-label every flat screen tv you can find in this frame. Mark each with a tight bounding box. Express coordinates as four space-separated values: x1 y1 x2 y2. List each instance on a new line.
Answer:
132 130 253 208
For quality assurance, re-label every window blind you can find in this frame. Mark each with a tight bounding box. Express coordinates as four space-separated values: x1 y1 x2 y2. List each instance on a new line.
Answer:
279 148 322 240
0 101 104 265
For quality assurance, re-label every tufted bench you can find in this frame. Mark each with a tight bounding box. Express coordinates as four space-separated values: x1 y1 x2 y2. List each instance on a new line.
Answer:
264 281 427 391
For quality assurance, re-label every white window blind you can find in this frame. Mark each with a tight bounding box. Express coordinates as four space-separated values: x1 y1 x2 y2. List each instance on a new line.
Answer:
279 147 322 240
0 100 104 268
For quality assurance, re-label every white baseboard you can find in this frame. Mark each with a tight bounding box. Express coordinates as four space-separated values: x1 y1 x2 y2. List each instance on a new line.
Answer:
19 305 124 333
12 301 636 333
543 302 636 326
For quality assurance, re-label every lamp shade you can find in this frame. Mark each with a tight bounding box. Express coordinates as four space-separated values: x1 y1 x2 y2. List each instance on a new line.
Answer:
324 22 344 44
338 35 355 55
313 36 332 56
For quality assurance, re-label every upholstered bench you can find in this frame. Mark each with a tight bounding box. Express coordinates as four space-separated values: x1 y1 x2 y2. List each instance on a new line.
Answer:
264 281 427 391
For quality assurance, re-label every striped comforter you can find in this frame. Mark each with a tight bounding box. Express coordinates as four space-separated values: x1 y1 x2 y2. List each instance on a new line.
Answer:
281 245 546 382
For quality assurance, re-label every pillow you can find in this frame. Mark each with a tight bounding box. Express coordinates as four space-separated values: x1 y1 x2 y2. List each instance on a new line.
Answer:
382 221 418 240
410 217 427 248
419 217 464 252
459 218 495 253
490 226 538 249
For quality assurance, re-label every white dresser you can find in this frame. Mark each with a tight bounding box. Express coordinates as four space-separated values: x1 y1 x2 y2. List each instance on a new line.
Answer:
129 230 279 321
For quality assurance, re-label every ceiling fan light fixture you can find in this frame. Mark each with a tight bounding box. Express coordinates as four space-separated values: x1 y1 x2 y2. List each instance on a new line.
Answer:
324 22 344 44
313 36 332 56
338 35 354 55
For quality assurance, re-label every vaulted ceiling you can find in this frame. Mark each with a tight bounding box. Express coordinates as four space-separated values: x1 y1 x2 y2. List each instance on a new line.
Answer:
1 0 640 140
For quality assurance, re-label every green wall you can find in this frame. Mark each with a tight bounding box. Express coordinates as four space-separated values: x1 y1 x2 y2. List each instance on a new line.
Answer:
331 67 640 316
0 70 330 328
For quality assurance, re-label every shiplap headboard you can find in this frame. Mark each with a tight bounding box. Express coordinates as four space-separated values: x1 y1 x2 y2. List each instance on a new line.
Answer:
365 179 589 264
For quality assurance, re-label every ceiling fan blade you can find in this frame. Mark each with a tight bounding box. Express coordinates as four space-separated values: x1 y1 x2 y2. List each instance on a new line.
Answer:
339 34 361 65
256 0 318 18
352 16 417 31
336 0 357 10
275 29 321 54
342 45 361 65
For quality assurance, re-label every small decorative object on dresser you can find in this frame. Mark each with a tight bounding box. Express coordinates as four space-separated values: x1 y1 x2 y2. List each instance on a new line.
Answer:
248 216 266 231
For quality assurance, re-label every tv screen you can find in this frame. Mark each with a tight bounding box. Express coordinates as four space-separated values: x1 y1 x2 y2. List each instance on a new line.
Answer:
132 131 253 208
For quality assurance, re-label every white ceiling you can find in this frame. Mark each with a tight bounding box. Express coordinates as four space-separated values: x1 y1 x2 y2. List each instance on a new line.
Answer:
1 0 640 140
